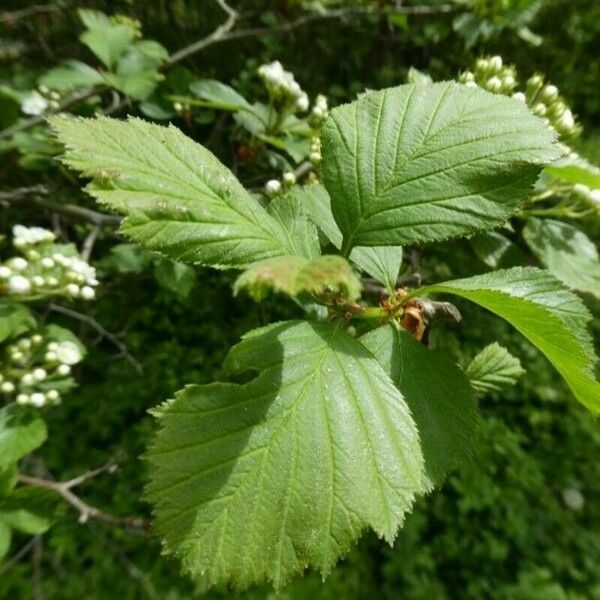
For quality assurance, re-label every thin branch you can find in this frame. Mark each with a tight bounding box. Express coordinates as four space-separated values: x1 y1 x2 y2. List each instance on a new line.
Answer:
168 0 238 64
0 3 61 24
0 537 39 575
48 303 143 374
80 224 101 261
17 463 147 533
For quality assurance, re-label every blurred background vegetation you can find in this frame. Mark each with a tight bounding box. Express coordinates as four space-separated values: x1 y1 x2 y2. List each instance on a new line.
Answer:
0 1 598 598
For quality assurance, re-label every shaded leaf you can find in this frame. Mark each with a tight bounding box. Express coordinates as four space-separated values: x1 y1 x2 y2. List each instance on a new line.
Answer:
0 300 36 343
466 343 525 396
0 405 47 468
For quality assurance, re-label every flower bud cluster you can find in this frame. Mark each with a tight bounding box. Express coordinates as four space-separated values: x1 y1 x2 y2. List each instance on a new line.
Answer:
0 225 98 301
264 171 297 197
525 74 580 138
459 56 580 140
1 335 83 407
309 136 322 165
309 95 329 128
459 55 517 95
21 86 62 116
258 61 308 113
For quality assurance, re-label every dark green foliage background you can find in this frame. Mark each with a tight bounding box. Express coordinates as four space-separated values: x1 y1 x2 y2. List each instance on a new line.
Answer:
0 1 598 598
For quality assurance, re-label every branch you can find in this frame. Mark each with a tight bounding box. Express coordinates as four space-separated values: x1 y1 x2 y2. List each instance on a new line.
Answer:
0 3 62 24
48 303 143 374
0 537 39 575
17 459 147 533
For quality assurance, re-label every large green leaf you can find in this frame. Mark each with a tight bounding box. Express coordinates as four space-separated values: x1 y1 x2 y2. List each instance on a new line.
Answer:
0 405 47 468
50 116 297 269
409 267 600 413
295 184 403 291
321 82 560 252
146 321 424 588
361 325 478 489
523 218 600 299
465 343 525 396
234 255 361 301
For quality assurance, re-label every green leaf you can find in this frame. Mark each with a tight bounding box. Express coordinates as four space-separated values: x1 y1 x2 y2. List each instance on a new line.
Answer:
146 320 424 588
0 465 17 496
523 218 600 299
0 405 47 468
154 258 196 300
39 60 104 91
321 82 560 252
545 162 600 189
465 343 525 396
0 487 61 534
50 116 297 269
409 267 600 413
470 231 524 268
234 255 361 301
0 519 11 561
267 193 320 260
190 80 252 111
0 300 36 343
295 184 403 291
78 8 112 30
361 325 478 489
80 24 137 70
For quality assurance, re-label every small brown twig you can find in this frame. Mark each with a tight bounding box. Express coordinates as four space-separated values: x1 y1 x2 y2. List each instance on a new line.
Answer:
48 303 143 374
17 459 147 534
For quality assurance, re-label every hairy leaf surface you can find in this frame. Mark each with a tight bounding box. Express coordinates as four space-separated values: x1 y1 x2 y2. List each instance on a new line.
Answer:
146 321 424 588
50 116 297 268
466 343 525 395
361 325 478 489
410 267 600 412
321 82 561 250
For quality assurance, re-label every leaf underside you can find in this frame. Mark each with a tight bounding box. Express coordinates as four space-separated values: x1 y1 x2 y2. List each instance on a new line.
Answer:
321 81 561 250
465 342 525 396
146 320 424 589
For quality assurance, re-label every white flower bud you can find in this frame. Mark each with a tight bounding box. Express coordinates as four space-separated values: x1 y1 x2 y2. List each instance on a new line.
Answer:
502 75 515 88
41 257 55 269
0 266 11 279
562 488 584 511
465 81 477 88
57 364 71 376
47 342 59 352
33 368 47 381
8 275 31 294
46 277 59 287
45 351 57 362
489 55 503 70
10 257 28 271
21 373 35 386
264 179 282 196
18 338 31 350
45 389 59 402
559 109 575 130
10 350 24 362
16 394 30 404
296 93 309 112
26 250 40 261
475 58 489 71
30 392 46 407
541 84 558 101
532 103 547 117
66 283 80 297
512 92 526 102
487 77 502 93
21 91 49 116
32 275 45 287
80 286 95 300
1 382 15 393
32 334 43 345
282 172 296 186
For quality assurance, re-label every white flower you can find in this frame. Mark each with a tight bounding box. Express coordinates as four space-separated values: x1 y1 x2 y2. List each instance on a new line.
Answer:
41 257 55 269
21 91 49 116
264 179 282 196
0 266 11 279
32 334 43 345
282 171 296 186
80 286 95 300
69 257 97 283
16 394 30 404
21 373 35 386
8 275 31 294
512 92 526 102
487 77 502 92
47 342 59 352
12 225 55 246
56 341 82 365
502 75 515 88
45 351 57 362
30 393 46 407
32 275 45 287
